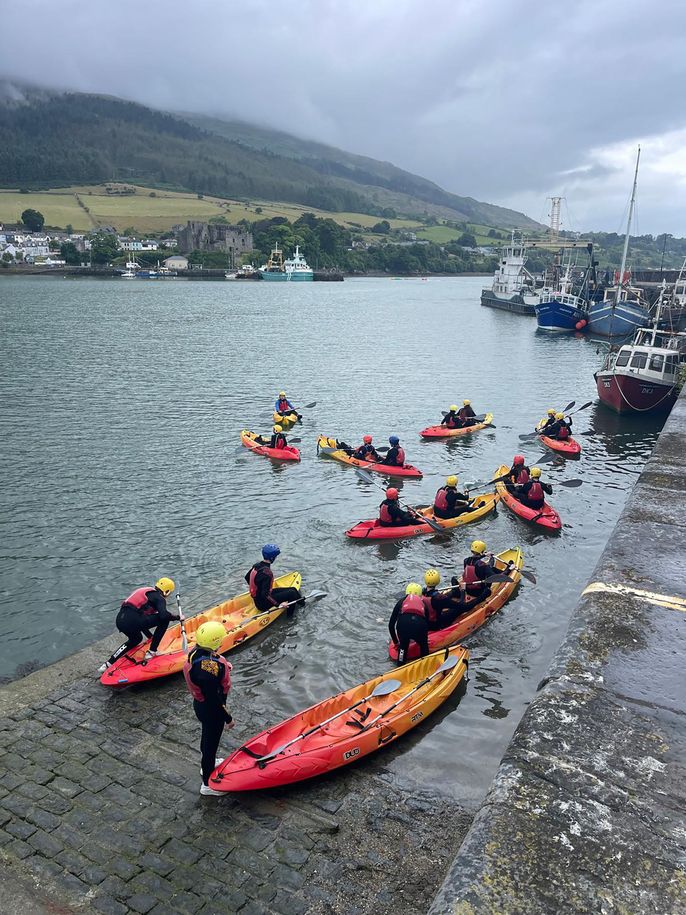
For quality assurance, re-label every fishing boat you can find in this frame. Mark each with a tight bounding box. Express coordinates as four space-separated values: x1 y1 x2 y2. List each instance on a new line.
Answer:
120 259 138 278
535 246 594 332
259 245 286 280
480 234 541 315
284 245 313 282
587 148 651 337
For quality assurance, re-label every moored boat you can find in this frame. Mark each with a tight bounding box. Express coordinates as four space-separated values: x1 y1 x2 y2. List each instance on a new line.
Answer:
480 236 540 315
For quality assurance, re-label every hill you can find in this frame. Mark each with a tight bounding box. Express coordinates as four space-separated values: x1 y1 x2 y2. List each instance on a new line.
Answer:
0 84 539 229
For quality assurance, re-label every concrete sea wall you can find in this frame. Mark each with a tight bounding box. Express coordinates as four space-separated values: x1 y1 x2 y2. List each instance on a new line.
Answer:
430 389 686 913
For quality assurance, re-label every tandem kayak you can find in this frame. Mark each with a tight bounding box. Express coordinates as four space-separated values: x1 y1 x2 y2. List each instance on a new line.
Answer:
273 411 299 429
209 645 469 791
345 492 498 540
538 434 582 456
316 436 423 479
241 430 300 462
494 464 561 531
100 572 302 687
420 413 494 439
388 548 523 661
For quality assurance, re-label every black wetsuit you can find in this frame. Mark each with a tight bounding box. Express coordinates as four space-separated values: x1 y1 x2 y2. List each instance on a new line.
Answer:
389 598 429 661
463 555 495 604
188 647 233 785
423 587 466 629
107 588 178 665
505 464 530 493
381 445 403 466
545 418 572 439
245 561 303 613
458 406 477 426
353 443 380 461
433 486 471 519
441 411 460 428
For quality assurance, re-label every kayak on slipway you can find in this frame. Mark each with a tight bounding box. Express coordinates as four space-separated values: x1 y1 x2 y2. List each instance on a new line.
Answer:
241 430 300 462
420 413 494 439
208 645 469 791
316 436 423 479
345 492 498 540
494 464 561 531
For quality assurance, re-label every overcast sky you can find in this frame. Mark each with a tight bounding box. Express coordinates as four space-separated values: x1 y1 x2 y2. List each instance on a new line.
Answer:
2 0 685 234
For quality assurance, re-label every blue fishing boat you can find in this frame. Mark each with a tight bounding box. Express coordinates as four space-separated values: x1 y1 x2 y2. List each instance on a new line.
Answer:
536 289 588 331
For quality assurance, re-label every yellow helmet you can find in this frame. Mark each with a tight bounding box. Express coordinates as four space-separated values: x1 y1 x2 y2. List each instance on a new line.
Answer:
405 582 423 596
555 412 564 420
547 408 556 416
463 399 471 406
195 621 226 651
446 475 458 487
470 540 487 555
155 577 175 596
279 390 286 397
449 404 458 412
531 467 542 478
424 569 441 588
273 424 283 433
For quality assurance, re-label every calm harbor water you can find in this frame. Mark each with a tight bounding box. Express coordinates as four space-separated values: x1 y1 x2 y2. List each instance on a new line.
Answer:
0 275 665 800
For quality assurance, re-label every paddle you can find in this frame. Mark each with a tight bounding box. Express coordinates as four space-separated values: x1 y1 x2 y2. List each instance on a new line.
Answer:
177 593 188 652
520 400 592 441
255 677 402 764
358 654 460 728
354 468 445 534
394 570 515 602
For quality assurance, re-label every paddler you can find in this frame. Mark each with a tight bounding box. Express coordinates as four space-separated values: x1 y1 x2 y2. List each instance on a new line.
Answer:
546 412 572 441
98 577 179 673
245 544 304 614
183 621 234 796
517 467 553 509
274 391 301 422
504 454 530 492
378 487 423 527
433 475 471 519
381 435 406 467
457 399 477 427
462 540 496 605
538 408 557 432
441 405 461 428
256 424 288 449
422 568 465 629
353 435 380 461
389 583 429 663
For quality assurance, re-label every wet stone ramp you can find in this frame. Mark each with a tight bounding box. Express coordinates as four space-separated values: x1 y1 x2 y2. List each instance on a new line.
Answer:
429 390 686 914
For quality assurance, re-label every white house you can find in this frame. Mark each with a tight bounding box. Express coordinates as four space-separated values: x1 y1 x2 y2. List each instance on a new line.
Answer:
163 255 188 270
119 239 143 251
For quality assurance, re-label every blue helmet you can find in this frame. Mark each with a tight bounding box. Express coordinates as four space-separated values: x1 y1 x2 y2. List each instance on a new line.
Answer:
389 435 400 446
262 543 280 561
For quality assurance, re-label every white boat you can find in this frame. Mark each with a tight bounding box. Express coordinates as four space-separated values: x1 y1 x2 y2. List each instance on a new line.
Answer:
284 245 313 282
121 260 139 279
480 234 540 315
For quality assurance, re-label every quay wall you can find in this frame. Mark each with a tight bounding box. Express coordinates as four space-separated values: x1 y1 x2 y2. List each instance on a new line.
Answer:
429 387 686 914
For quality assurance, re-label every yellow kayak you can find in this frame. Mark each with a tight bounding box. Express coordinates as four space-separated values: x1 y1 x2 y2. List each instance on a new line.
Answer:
273 411 298 428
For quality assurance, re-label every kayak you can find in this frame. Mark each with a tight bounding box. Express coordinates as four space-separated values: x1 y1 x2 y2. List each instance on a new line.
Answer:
494 464 562 531
420 413 494 439
208 644 469 791
345 492 498 540
538 434 582 456
100 572 302 687
273 411 299 429
389 548 523 661
317 435 423 479
241 430 300 462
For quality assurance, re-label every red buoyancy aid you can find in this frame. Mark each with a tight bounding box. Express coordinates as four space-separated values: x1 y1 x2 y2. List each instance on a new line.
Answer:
396 447 406 465
277 399 290 412
434 487 449 512
423 593 439 625
557 425 570 440
183 650 232 702
527 481 544 502
123 587 153 611
274 434 287 449
379 500 394 524
463 557 481 586
400 594 426 618
445 414 458 427
514 467 529 484
249 563 273 598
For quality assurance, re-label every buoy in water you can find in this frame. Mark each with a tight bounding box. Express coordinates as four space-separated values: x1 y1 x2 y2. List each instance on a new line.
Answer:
575 319 587 330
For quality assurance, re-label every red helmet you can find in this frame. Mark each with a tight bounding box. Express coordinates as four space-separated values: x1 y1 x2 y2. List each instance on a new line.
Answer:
513 454 525 465
363 435 373 444
386 487 399 500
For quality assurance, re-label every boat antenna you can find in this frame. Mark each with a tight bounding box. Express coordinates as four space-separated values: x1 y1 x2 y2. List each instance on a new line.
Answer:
618 146 640 288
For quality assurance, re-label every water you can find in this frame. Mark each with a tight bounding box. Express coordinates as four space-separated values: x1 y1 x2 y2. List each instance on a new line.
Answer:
0 275 665 799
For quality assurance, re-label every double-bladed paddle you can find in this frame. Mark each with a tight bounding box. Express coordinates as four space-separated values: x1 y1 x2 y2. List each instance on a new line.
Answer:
519 400 592 440
354 467 445 534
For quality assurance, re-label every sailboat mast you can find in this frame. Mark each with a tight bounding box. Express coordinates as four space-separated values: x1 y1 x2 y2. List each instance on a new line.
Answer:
618 146 640 286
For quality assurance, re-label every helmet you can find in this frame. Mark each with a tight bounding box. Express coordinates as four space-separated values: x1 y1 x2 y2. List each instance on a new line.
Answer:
405 582 423 596
279 391 286 398
555 412 565 420
273 424 283 433
389 435 399 446
262 543 280 561
470 540 487 555
386 487 399 500
424 569 441 588
155 577 175 596
363 435 373 444
195 621 226 651
463 399 471 406
531 467 542 478
449 404 458 412
446 475 458 487
547 408 556 416
513 454 525 465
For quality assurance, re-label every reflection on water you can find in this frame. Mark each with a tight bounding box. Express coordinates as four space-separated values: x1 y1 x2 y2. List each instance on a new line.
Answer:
0 276 665 798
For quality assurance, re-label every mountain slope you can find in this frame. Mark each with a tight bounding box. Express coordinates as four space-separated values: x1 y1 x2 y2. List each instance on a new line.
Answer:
0 85 539 228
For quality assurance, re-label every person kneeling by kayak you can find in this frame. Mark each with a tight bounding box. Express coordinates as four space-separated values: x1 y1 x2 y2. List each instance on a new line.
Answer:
433 475 471 519
504 454 530 492
275 391 301 421
517 467 552 509
378 488 422 527
381 435 405 466
184 621 234 797
389 583 429 663
462 541 495 605
99 577 179 672
353 435 380 461
423 568 465 629
246 544 304 614
457 399 477 427
441 405 460 428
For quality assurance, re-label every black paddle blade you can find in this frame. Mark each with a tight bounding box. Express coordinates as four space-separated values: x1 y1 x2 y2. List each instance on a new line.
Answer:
562 400 575 412
304 402 317 409
519 569 537 584
519 431 539 441
559 479 583 487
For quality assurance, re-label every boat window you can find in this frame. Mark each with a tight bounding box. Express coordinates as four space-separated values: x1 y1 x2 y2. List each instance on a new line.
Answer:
630 352 647 369
615 350 630 367
665 354 679 371
649 354 664 372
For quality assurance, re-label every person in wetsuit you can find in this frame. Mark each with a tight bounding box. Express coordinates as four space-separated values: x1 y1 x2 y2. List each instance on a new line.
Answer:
274 391 301 421
99 577 179 672
538 408 557 432
353 435 380 461
245 544 304 614
389 583 429 663
184 621 234 796
504 455 530 492
457 399 477 427
462 540 496 606
517 467 553 509
546 412 572 441
381 436 405 467
378 488 422 527
441 405 460 428
422 568 466 629
257 424 288 449
433 475 472 519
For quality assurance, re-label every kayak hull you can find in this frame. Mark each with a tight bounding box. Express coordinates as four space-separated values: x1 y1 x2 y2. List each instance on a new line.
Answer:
388 548 523 661
345 492 498 541
494 464 562 530
209 645 469 791
317 436 423 478
420 413 494 439
538 434 582 456
100 572 302 687
273 411 298 429
241 430 300 462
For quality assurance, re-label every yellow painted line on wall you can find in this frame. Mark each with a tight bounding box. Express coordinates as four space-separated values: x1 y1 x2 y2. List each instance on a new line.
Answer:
582 582 686 613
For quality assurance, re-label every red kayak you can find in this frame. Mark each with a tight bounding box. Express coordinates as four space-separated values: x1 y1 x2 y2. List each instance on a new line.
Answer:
241 430 300 462
538 434 581 456
494 464 561 531
317 436 423 478
345 493 498 541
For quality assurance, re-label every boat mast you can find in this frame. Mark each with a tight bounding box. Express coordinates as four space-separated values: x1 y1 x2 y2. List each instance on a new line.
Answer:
618 146 640 287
